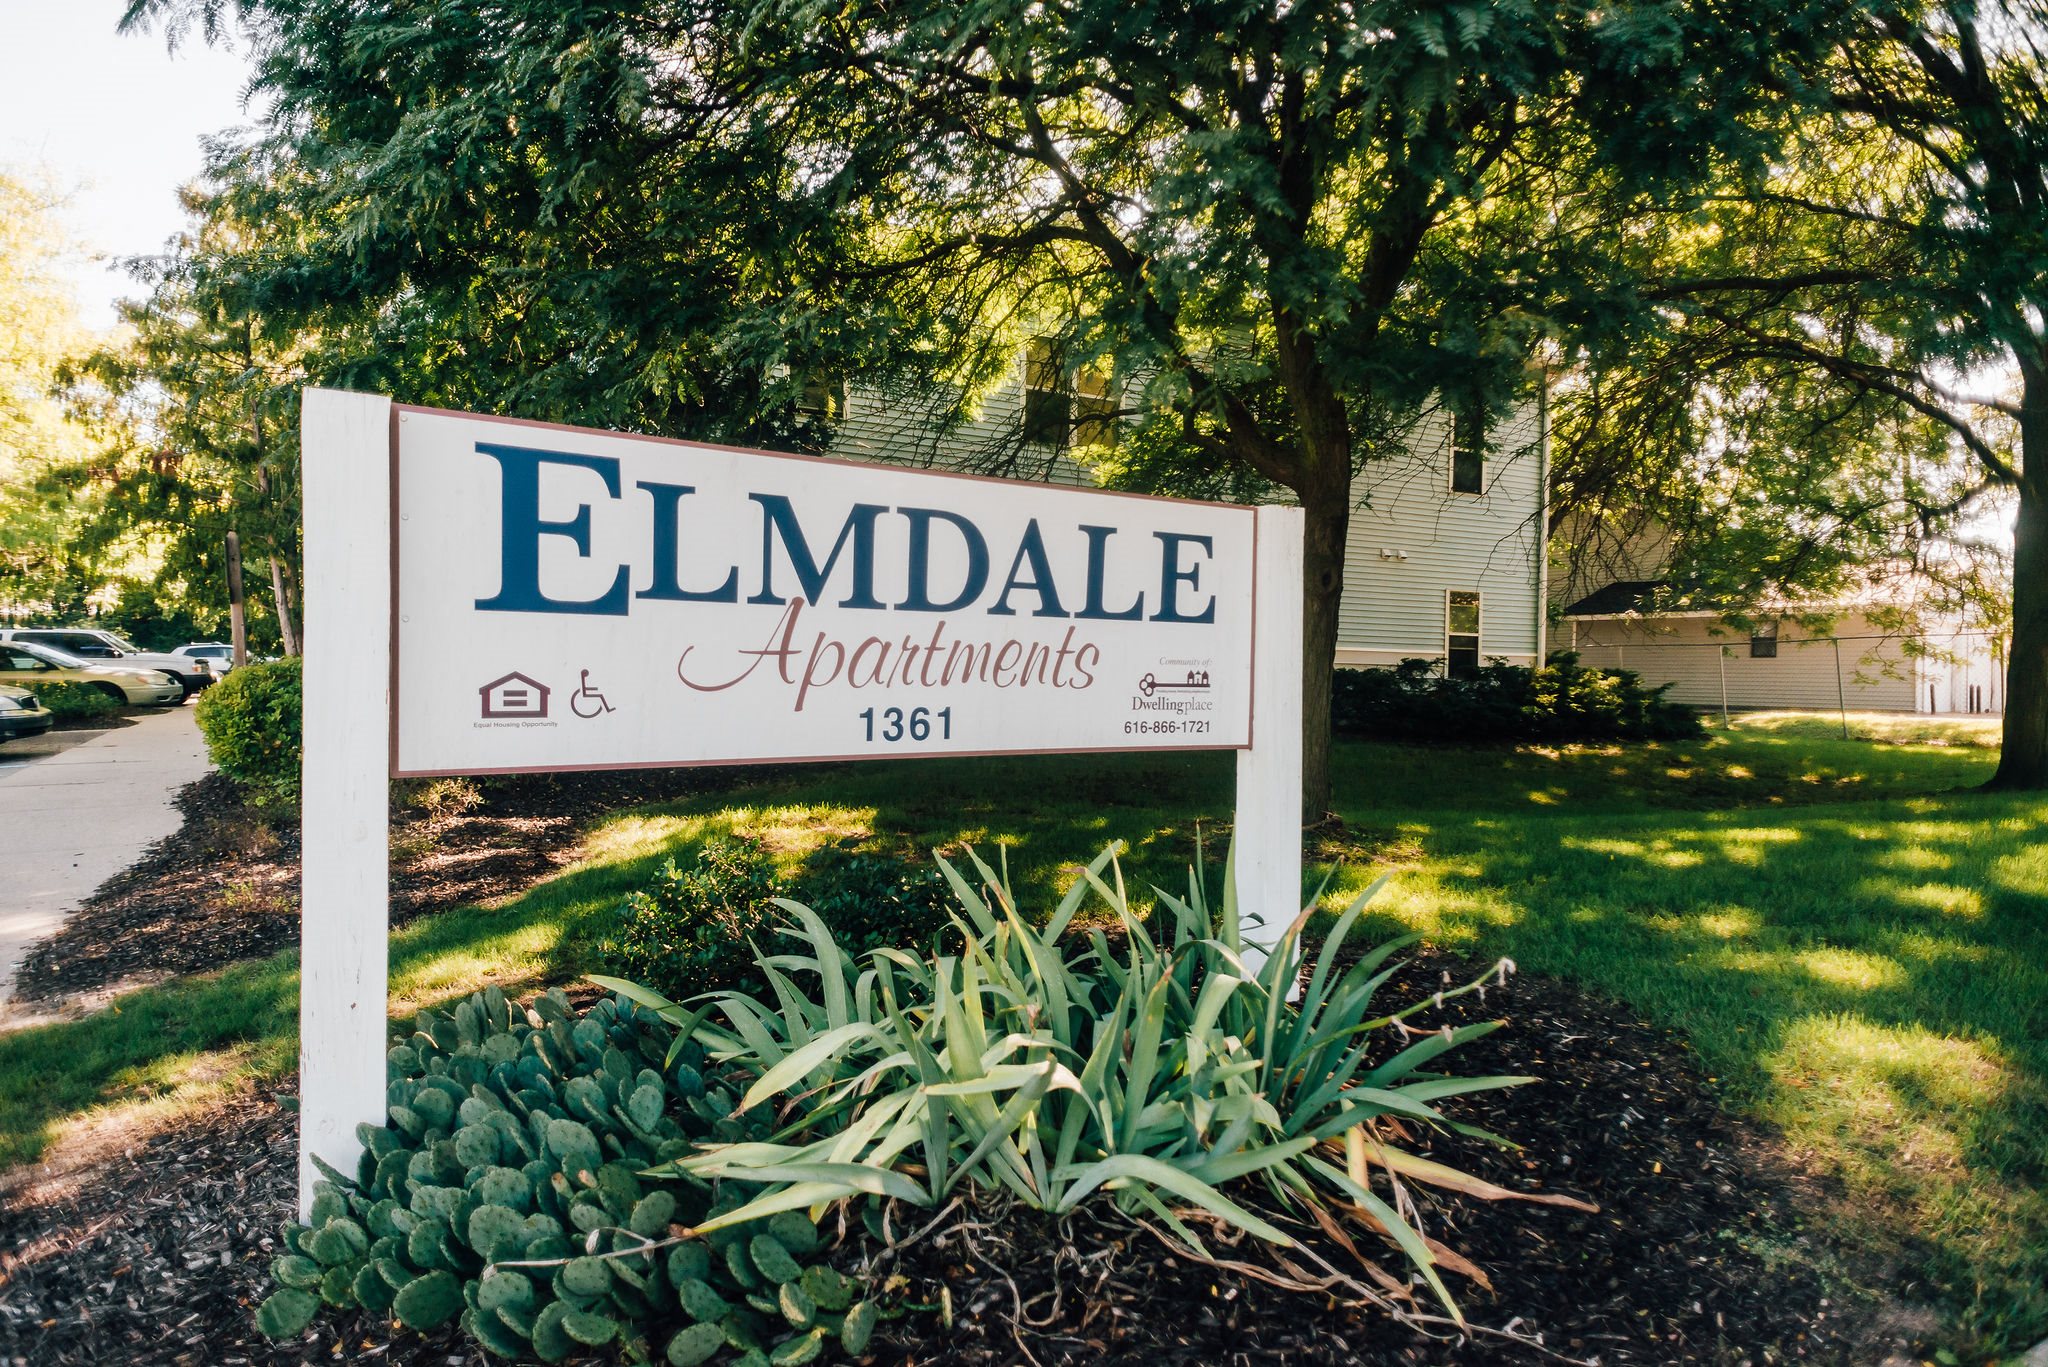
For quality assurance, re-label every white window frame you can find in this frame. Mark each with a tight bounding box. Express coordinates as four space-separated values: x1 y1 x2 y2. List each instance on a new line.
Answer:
1446 589 1481 677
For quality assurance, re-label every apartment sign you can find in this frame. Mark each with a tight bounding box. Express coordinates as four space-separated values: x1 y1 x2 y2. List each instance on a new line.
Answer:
391 405 1257 775
298 390 1300 1220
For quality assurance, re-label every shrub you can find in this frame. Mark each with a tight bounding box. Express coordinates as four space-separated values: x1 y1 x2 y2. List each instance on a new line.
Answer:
35 679 123 722
194 656 302 804
610 845 1559 1322
600 838 952 1003
260 985 883 1364
1331 652 1703 745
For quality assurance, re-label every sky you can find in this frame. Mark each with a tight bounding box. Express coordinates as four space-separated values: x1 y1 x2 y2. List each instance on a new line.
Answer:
0 0 258 330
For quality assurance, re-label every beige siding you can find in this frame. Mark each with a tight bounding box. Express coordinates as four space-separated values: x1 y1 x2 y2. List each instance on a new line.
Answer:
1339 399 1547 665
1568 613 1918 711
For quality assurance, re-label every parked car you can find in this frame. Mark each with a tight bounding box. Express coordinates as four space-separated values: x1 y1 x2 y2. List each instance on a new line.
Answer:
0 682 54 742
0 640 185 706
173 642 238 675
0 627 214 699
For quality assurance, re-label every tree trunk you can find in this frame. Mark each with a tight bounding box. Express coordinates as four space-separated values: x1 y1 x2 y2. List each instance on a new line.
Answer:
226 529 248 669
1298 472 1350 819
270 556 300 657
1990 401 2047 787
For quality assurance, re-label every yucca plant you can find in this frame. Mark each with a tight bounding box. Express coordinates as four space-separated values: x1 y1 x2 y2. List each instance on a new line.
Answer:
599 843 1581 1321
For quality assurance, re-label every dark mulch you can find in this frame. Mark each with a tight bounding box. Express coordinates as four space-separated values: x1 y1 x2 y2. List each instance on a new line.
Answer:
859 949 1885 1366
0 1088 477 1367
0 957 1897 1367
10 766 769 1005
49 714 139 733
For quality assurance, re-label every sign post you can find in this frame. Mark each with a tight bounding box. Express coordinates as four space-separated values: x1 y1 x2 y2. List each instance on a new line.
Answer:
1233 505 1304 976
297 389 1302 1214
299 388 394 1214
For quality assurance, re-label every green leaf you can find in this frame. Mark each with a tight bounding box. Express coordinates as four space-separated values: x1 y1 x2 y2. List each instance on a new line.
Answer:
392 1270 463 1331
270 1254 323 1290
668 1321 726 1366
254 1287 319 1340
560 1255 612 1298
840 1300 878 1355
531 1301 575 1363
1053 1154 1295 1245
562 1309 621 1346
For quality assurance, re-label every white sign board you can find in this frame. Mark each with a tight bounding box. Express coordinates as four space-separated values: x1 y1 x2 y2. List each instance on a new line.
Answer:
298 391 1301 1217
392 406 1257 774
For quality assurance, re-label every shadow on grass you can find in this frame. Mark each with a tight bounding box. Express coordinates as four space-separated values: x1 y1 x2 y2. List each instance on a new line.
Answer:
1317 789 2048 1349
0 732 2031 1347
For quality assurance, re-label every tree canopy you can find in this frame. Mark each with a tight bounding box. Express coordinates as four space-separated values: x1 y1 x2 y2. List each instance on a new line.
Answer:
121 0 1839 806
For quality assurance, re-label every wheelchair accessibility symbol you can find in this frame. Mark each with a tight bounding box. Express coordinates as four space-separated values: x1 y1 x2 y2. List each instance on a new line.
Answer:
570 669 615 719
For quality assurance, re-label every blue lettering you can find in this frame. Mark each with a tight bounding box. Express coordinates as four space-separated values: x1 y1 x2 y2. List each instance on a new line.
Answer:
748 494 885 609
898 507 990 613
637 481 739 602
1152 532 1216 623
1076 525 1144 621
987 520 1070 618
474 443 630 616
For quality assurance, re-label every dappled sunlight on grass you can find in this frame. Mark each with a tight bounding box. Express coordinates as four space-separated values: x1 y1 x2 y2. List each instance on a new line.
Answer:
1793 946 1910 991
1327 762 2048 1348
0 725 2037 1343
1878 843 1953 873
1719 710 2003 749
1764 1014 2004 1172
1878 882 1984 920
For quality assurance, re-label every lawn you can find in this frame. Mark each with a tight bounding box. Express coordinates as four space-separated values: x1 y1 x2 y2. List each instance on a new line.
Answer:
1 716 2041 1352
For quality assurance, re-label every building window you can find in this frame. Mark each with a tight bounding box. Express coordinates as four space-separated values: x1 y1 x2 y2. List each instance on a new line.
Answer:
797 375 845 423
1451 402 1485 494
1750 621 1779 658
1072 362 1117 448
1022 338 1070 446
1447 591 1481 678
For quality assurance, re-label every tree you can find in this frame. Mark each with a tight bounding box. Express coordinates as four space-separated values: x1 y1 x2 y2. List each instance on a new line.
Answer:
0 169 103 622
1587 1 2047 786
127 0 1812 811
57 167 313 655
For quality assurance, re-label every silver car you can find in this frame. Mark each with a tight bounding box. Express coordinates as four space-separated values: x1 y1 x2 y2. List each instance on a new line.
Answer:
0 627 214 699
0 682 54 741
0 640 185 706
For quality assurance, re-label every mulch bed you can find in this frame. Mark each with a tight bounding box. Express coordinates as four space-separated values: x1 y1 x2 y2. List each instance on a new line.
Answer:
9 767 767 1006
0 955 1896 1367
861 949 1881 1365
49 714 139 733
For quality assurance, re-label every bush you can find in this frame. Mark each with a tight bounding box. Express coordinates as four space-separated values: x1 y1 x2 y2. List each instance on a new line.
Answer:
600 838 952 1003
1331 651 1703 745
193 656 302 804
260 985 883 1364
614 845 1549 1322
35 679 123 722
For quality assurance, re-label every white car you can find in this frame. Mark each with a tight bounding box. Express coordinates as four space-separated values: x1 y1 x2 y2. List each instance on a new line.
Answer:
174 642 239 675
0 627 214 699
0 640 185 706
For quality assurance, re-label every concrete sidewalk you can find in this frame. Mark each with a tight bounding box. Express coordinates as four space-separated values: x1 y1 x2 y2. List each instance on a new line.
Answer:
0 707 214 1005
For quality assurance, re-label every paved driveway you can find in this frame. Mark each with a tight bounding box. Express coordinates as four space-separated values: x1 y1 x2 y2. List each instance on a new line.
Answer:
0 707 213 1005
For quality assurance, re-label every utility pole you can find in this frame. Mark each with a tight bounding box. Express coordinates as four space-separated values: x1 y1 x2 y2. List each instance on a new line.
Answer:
226 530 248 668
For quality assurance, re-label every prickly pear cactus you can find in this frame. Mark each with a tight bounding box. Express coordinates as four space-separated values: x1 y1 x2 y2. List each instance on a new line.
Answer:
255 986 887 1363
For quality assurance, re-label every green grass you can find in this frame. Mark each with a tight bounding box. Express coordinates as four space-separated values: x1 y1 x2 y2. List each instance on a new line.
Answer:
1 717 2040 1350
